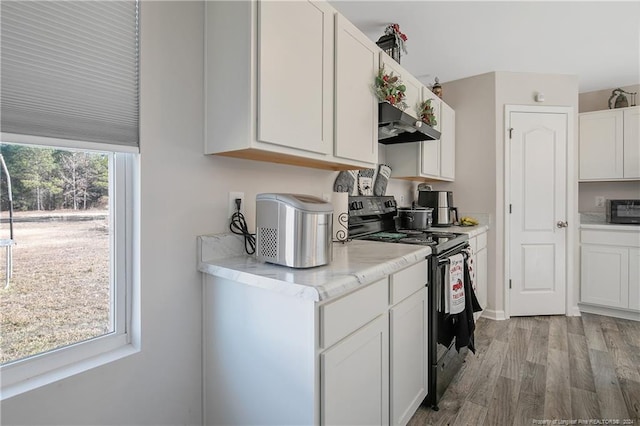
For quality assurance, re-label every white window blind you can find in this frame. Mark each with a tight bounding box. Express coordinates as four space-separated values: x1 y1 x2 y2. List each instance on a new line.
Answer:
1 1 139 149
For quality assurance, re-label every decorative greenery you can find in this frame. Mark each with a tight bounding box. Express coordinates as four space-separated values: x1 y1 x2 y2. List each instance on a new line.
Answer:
374 65 407 110
384 24 408 55
418 99 437 127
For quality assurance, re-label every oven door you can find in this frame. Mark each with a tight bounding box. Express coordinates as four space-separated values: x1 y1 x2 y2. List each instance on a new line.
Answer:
427 242 470 410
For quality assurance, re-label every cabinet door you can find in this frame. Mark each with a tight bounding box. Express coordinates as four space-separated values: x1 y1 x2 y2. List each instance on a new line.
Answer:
629 248 640 311
579 110 623 180
380 54 422 119
476 247 488 311
419 87 441 178
321 314 389 426
257 0 333 155
581 245 629 308
334 14 378 165
439 102 455 181
623 107 640 178
390 289 427 426
420 139 440 177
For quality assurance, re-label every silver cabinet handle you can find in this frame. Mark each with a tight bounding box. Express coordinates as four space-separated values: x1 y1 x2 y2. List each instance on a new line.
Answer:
556 221 568 228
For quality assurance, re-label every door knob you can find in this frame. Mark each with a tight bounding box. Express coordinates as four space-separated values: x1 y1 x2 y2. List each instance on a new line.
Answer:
556 221 568 228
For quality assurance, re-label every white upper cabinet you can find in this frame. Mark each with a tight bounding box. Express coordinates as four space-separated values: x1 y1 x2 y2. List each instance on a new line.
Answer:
334 14 378 166
579 106 639 180
379 53 423 119
439 101 456 180
204 1 377 170
257 1 333 155
385 85 456 182
623 107 640 178
420 87 442 178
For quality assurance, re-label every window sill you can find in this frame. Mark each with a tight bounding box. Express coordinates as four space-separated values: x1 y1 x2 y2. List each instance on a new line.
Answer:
1 338 140 401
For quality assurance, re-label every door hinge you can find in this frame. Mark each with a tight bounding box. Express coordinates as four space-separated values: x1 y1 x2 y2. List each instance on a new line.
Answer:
509 128 513 139
509 279 512 289
509 204 512 214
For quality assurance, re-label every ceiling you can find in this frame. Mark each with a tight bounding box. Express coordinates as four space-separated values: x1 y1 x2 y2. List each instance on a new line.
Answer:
330 1 640 93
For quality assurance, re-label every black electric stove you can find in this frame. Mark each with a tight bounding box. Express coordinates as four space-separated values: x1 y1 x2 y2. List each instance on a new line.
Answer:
347 195 468 254
348 195 472 412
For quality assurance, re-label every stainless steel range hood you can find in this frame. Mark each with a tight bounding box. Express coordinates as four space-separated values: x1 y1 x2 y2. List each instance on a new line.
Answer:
378 102 441 145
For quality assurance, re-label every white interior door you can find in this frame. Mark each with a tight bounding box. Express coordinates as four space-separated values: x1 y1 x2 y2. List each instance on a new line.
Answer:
509 110 568 316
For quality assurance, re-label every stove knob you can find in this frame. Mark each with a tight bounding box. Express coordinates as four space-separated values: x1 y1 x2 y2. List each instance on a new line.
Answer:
384 200 396 208
350 201 364 211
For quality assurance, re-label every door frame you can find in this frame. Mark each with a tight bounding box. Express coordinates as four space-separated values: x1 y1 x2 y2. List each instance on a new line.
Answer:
503 105 578 318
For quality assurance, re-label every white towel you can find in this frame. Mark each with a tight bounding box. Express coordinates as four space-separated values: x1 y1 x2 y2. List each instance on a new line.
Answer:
448 253 466 314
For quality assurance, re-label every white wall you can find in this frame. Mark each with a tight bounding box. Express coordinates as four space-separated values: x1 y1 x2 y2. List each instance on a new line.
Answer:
579 84 639 113
579 181 640 213
578 84 640 213
442 71 579 318
494 72 580 317
1 2 206 424
0 3 412 424
432 72 498 312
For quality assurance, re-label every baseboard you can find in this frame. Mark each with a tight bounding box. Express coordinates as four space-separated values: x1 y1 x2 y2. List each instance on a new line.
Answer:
578 303 640 321
481 309 507 320
567 305 581 317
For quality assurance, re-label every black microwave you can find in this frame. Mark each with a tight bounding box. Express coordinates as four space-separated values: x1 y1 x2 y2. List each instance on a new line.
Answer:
606 200 640 224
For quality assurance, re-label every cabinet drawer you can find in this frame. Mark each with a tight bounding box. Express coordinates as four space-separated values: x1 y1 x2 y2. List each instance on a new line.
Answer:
390 261 428 305
321 278 388 349
476 232 487 250
581 230 640 247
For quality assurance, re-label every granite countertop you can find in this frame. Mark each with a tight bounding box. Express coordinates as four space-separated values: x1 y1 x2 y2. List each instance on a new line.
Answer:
198 234 431 302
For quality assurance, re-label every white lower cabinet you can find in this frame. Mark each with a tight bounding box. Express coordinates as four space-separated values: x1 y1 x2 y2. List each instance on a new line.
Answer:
321 313 389 426
629 248 640 311
390 288 428 426
468 230 488 317
476 243 488 311
579 228 640 319
322 260 428 426
581 245 629 308
203 258 430 425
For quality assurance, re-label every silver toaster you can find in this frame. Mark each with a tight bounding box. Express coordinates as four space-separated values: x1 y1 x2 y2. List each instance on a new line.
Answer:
256 193 333 268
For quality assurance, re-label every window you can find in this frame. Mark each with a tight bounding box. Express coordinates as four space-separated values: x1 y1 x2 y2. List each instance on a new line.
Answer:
0 142 138 398
0 1 139 397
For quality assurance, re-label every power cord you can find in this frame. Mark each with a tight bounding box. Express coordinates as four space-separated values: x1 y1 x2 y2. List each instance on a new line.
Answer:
229 198 256 255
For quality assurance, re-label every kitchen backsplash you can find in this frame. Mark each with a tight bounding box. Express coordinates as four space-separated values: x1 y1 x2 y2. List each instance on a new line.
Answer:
578 181 640 213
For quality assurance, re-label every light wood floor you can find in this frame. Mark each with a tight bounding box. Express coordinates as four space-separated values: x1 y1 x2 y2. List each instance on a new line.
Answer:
408 313 640 426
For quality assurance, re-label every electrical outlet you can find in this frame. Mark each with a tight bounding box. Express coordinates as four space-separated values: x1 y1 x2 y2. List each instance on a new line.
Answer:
228 192 245 219
595 196 605 207
399 195 406 205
